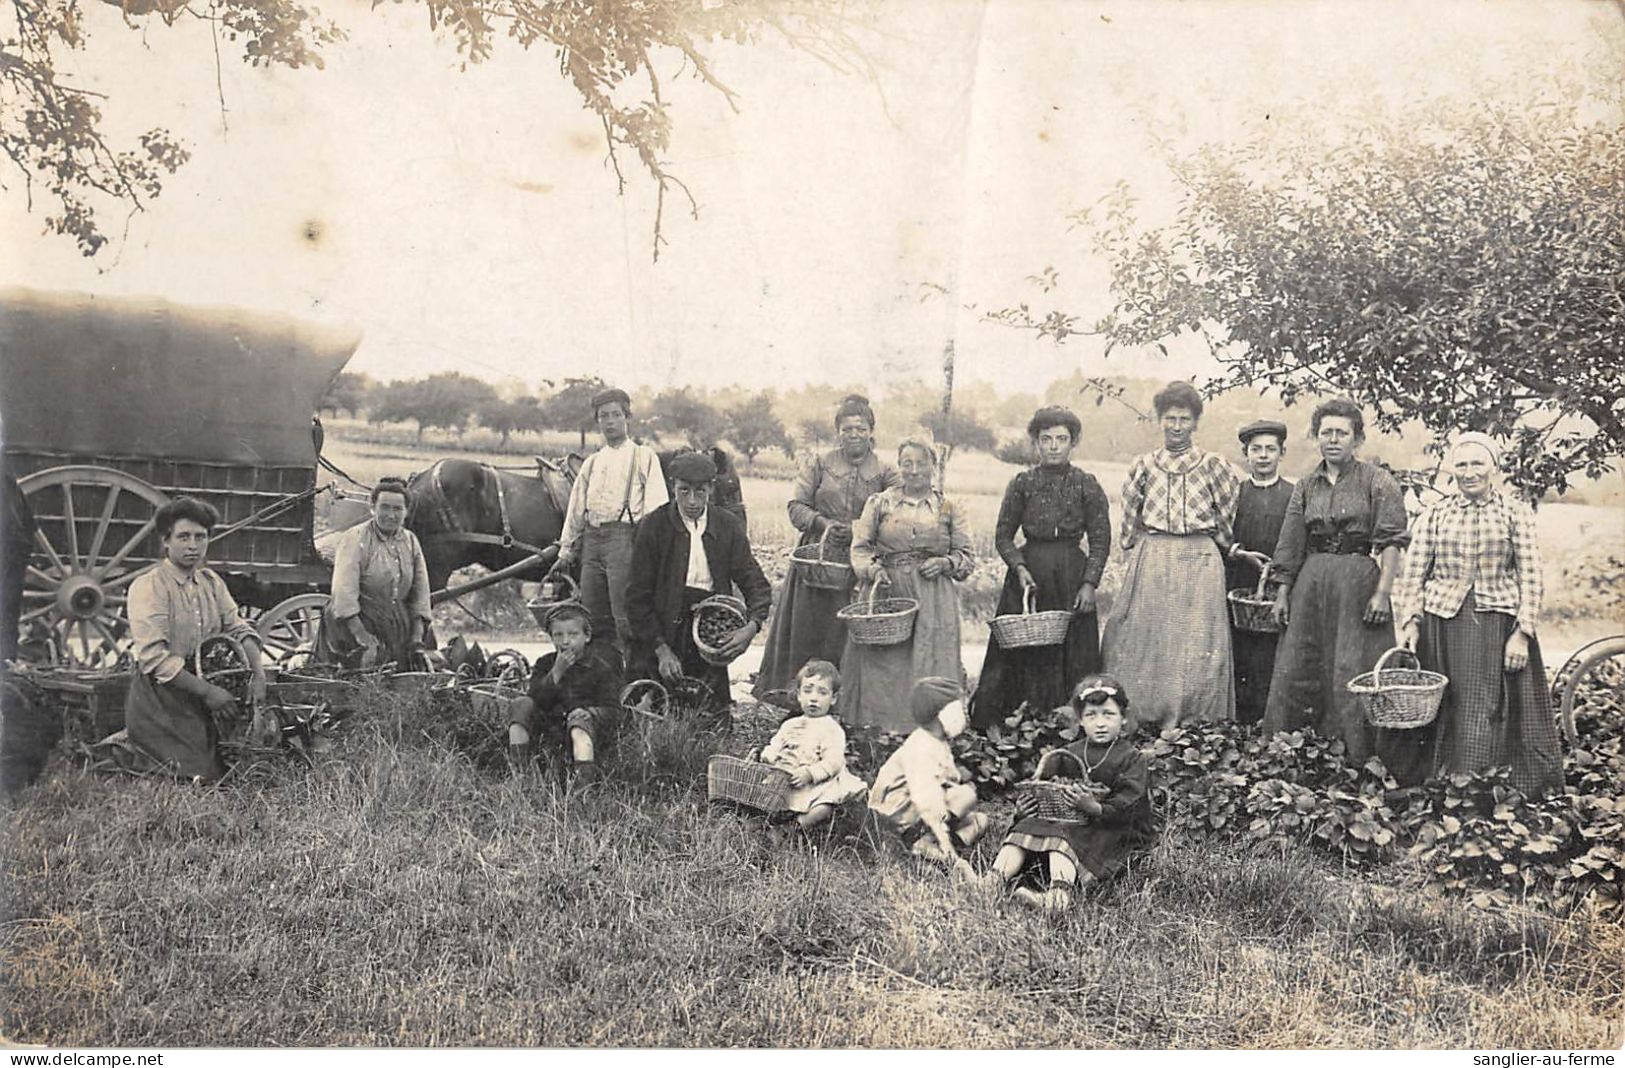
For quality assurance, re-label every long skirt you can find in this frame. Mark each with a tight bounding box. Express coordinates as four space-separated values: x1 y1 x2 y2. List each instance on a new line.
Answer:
1262 554 1429 784
1419 610 1562 796
1232 629 1282 726
840 566 964 733
970 540 1101 729
1100 534 1234 731
753 532 854 699
315 589 418 668
98 672 223 781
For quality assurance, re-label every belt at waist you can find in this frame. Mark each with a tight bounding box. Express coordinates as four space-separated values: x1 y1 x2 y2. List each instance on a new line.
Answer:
879 550 932 569
1307 535 1373 556
585 517 634 529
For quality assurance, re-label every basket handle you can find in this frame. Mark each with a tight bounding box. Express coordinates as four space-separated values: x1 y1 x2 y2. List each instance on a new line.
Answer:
816 526 832 563
1253 562 1273 599
1022 586 1036 616
1371 646 1419 690
1035 747 1084 780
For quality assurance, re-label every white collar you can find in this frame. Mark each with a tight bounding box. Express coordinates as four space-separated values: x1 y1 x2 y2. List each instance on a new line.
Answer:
680 508 709 534
1249 474 1281 488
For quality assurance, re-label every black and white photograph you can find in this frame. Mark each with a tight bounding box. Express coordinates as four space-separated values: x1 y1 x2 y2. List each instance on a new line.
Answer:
1 0 1622 1051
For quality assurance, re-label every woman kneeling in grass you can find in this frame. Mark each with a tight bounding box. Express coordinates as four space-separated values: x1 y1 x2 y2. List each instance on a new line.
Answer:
755 659 868 833
981 674 1156 910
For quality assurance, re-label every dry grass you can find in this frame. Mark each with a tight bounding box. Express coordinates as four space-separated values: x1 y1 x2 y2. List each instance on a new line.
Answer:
3 701 1622 1048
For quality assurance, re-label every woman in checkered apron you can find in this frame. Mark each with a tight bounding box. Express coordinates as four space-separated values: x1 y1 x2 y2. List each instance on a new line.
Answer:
1395 434 1562 795
1101 382 1240 730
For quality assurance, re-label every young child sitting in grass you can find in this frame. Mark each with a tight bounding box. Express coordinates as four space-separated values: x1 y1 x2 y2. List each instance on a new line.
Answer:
755 659 868 833
979 673 1155 911
507 603 624 788
868 676 990 873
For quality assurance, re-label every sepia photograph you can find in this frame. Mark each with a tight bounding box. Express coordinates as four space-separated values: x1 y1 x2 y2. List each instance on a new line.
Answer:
1 0 1622 1051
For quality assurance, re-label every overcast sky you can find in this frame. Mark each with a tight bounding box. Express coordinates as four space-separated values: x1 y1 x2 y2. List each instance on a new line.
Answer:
3 0 1618 395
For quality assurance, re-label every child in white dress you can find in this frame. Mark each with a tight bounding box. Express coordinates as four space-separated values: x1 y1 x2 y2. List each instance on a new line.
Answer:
757 659 868 831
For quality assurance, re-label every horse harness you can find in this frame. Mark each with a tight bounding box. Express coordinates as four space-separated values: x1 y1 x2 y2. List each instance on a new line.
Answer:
416 459 556 559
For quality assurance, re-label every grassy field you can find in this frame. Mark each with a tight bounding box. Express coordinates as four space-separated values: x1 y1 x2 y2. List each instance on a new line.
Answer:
3 698 1622 1048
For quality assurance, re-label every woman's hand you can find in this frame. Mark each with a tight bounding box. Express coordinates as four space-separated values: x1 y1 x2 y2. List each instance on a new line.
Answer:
1363 591 1393 626
1015 565 1037 592
249 666 268 706
1398 619 1421 653
1272 585 1292 627
357 634 381 670
824 521 852 546
1073 583 1097 614
918 556 951 579
1235 549 1272 572
1504 630 1530 673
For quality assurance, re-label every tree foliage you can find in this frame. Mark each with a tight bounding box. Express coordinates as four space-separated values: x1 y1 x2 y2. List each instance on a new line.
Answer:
367 372 497 442
723 390 792 467
997 66 1625 497
537 376 608 449
319 371 372 417
917 407 995 453
474 394 544 448
646 387 724 448
3 0 869 259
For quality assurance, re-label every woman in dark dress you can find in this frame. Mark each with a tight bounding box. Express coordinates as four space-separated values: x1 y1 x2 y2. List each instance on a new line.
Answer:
1396 433 1561 795
754 394 898 700
970 406 1111 728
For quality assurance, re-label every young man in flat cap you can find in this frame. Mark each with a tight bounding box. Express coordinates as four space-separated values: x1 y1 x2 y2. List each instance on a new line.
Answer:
626 449 773 721
552 387 668 658
1227 419 1295 723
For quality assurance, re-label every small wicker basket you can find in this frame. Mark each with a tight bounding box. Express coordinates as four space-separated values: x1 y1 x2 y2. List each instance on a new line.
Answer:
989 587 1073 649
1227 563 1283 634
1348 646 1447 729
707 754 794 812
620 678 670 719
835 582 919 646
692 595 749 666
467 682 526 720
1010 749 1095 824
526 572 583 629
790 528 853 591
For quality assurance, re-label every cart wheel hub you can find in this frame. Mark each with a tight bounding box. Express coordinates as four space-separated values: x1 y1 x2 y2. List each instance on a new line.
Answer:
56 574 105 620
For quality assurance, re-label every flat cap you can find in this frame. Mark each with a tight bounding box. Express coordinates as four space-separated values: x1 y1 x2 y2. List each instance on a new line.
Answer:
591 387 631 413
1237 419 1289 446
666 450 718 484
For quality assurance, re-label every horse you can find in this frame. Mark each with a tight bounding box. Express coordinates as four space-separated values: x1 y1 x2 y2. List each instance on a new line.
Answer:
405 458 574 594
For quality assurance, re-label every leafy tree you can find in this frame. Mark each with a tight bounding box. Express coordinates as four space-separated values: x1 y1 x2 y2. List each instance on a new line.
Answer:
723 391 792 468
993 438 1039 467
319 371 372 418
367 373 496 442
798 417 833 448
646 387 725 449
996 64 1625 498
917 408 995 454
475 395 545 449
2 0 868 259
538 376 608 450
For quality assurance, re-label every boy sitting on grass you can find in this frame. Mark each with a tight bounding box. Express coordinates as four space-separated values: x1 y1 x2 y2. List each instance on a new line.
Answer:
868 676 990 875
508 604 624 788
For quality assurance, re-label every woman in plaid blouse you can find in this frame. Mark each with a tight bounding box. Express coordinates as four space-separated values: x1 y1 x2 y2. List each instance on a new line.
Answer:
1395 433 1562 794
1100 382 1240 730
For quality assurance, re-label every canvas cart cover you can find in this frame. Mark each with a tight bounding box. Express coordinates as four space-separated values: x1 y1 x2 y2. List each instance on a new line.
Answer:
0 289 360 466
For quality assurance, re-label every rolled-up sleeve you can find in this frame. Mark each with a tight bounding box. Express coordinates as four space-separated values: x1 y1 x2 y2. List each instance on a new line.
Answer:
943 498 974 580
849 495 883 584
129 575 185 683
407 532 433 623
210 574 259 648
1509 500 1543 635
329 526 363 620
1369 467 1411 551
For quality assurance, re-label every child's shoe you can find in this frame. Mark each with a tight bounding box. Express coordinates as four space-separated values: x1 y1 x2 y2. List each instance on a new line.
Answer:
1013 886 1072 912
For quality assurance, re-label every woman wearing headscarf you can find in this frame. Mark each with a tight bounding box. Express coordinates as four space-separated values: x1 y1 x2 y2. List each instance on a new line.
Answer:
1395 433 1561 794
1263 399 1425 782
969 405 1111 728
754 394 899 700
841 440 974 732
1101 381 1240 730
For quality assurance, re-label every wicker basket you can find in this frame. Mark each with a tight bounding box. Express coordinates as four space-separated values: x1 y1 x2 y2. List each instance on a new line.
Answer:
790 528 853 591
1348 646 1447 729
707 754 794 812
835 582 919 646
467 682 526 720
989 587 1073 649
525 572 582 629
692 595 748 666
1227 564 1284 634
1010 749 1093 823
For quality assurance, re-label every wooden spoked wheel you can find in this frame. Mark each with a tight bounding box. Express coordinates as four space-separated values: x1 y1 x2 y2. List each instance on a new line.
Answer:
254 593 330 669
17 466 170 670
1554 635 1625 748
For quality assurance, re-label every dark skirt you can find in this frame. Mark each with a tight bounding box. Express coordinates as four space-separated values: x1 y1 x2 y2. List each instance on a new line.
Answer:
105 671 224 781
1003 811 1154 881
970 539 1100 728
753 529 853 699
315 589 418 668
1232 629 1282 726
839 566 963 733
1263 554 1430 784
1419 610 1562 796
